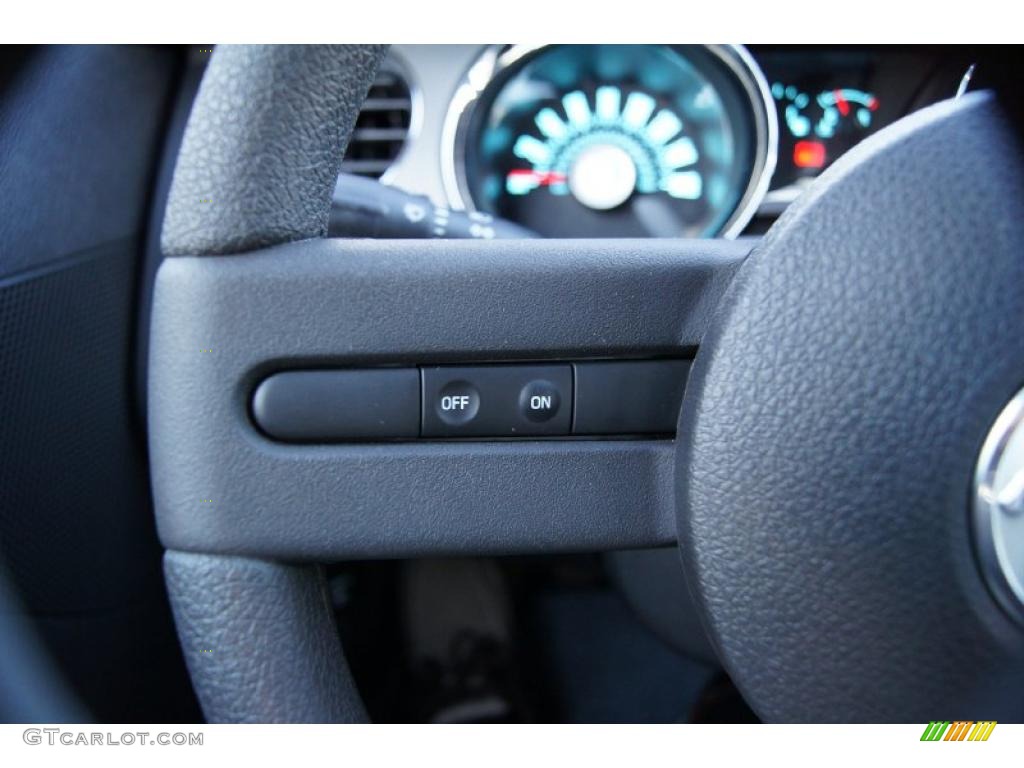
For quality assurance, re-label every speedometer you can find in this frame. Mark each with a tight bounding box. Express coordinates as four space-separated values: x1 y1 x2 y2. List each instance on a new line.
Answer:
443 45 776 238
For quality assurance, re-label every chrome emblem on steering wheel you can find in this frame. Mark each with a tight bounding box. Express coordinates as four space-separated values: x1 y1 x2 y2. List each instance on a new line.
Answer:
974 387 1024 624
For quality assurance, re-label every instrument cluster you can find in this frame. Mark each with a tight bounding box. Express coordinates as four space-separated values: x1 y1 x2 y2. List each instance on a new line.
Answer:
381 45 971 237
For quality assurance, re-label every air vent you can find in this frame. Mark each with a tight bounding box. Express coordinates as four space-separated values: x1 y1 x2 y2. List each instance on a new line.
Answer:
340 67 413 179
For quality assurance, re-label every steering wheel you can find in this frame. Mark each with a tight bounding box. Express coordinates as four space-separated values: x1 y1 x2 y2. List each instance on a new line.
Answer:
150 45 1024 723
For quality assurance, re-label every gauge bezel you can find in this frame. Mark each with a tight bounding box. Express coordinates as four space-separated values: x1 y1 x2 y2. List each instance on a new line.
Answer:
440 44 778 239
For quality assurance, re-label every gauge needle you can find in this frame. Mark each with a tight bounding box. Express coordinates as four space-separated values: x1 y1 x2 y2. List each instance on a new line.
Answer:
506 169 568 186
833 90 850 117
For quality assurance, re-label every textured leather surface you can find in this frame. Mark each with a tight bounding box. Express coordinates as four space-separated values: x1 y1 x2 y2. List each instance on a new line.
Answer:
164 551 367 723
678 93 1024 722
148 237 747 560
161 45 386 256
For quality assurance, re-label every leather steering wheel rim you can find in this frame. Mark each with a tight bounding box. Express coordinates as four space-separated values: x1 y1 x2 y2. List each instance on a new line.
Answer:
159 44 387 724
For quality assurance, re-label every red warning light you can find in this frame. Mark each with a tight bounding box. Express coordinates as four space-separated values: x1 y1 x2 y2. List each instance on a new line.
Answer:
793 140 826 169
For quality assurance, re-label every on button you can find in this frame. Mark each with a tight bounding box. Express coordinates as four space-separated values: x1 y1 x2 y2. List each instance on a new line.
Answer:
519 380 561 423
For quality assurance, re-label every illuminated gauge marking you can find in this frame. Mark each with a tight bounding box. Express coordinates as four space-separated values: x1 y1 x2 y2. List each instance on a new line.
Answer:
814 89 879 138
622 92 656 130
662 171 702 199
595 85 621 122
646 109 684 145
663 137 698 168
563 91 592 131
771 82 813 138
534 107 568 141
505 87 702 208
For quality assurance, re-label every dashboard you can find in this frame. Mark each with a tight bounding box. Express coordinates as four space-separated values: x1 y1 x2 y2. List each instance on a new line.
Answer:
353 45 971 238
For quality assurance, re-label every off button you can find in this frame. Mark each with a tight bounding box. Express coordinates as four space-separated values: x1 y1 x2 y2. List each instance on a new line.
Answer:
435 380 480 426
519 380 561 423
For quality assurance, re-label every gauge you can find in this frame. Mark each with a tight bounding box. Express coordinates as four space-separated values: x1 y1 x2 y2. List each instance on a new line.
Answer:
815 88 879 137
443 45 776 238
771 81 879 175
773 83 814 137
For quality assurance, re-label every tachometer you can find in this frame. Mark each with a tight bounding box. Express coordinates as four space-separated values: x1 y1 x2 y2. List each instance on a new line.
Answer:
443 45 776 238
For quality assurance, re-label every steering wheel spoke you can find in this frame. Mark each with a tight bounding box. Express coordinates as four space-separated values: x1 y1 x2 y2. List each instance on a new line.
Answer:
150 237 747 561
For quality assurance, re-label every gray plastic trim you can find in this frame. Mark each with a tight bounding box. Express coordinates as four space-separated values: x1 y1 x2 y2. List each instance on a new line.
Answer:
149 237 748 560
